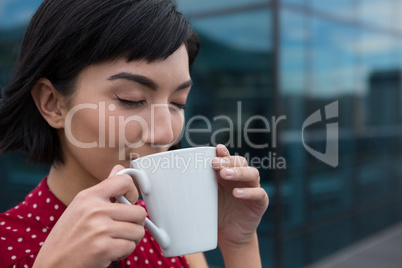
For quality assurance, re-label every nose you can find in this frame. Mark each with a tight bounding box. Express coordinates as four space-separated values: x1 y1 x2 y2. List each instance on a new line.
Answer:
142 104 175 147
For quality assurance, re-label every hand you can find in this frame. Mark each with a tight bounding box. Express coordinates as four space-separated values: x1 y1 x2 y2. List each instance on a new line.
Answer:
33 165 147 268
212 145 269 248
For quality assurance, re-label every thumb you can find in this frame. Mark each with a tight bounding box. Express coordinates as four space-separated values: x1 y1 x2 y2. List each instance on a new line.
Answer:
108 164 126 177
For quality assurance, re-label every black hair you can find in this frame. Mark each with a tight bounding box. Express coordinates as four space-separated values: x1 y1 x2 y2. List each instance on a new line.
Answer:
0 0 200 164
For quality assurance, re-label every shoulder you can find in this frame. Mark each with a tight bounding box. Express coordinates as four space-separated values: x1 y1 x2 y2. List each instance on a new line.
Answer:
0 206 48 266
0 178 60 266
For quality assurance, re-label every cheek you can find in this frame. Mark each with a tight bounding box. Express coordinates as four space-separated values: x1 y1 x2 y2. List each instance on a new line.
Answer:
66 108 100 145
120 117 145 144
171 111 185 138
103 109 184 148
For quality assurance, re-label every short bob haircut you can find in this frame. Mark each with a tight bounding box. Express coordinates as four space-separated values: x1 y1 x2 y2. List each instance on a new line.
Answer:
0 0 200 165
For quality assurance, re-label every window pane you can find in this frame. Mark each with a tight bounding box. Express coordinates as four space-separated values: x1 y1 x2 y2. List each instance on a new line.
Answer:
282 0 305 6
306 17 358 219
310 18 358 99
176 0 269 14
279 10 308 230
186 9 273 266
358 0 395 30
358 30 396 128
185 10 272 178
192 11 271 52
280 10 307 130
310 0 356 20
0 0 42 29
0 0 45 213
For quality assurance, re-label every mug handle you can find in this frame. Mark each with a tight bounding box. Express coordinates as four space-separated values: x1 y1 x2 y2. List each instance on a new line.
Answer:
115 169 171 249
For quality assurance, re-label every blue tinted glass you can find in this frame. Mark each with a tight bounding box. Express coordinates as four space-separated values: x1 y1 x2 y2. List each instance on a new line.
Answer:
280 10 306 96
358 0 395 30
176 0 269 14
186 10 274 267
358 30 395 127
282 0 305 5
310 0 356 19
192 11 271 52
310 18 357 99
0 0 45 212
280 10 307 133
279 11 309 231
306 18 358 221
184 10 272 155
0 0 42 29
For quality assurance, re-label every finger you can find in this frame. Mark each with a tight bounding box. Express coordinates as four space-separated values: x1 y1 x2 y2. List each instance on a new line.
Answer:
107 165 128 203
211 156 248 169
216 144 230 157
91 173 139 204
233 187 269 205
219 166 260 184
109 165 126 177
103 203 147 224
107 239 138 262
109 221 146 245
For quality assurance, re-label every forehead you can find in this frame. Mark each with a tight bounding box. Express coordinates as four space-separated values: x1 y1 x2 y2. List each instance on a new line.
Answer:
69 44 191 100
80 44 190 82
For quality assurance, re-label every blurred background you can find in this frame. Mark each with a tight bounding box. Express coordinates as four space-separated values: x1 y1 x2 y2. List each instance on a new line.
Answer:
1 0 402 267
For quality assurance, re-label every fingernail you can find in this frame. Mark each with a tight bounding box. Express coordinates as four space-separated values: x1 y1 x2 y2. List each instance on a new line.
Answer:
109 165 120 176
235 189 244 196
225 168 235 177
217 144 229 155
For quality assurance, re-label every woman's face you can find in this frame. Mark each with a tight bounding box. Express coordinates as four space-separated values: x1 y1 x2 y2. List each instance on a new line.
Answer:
59 44 191 183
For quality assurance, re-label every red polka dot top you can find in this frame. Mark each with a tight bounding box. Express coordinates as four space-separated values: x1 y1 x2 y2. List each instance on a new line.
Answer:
0 178 190 268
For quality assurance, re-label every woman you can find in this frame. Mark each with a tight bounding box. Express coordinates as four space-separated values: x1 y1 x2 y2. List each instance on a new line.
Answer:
0 0 269 267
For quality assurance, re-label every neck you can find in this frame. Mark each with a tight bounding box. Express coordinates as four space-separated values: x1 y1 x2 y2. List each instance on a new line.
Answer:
47 160 99 206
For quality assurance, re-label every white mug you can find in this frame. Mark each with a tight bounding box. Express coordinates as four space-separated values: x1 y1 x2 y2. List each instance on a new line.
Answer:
116 147 218 257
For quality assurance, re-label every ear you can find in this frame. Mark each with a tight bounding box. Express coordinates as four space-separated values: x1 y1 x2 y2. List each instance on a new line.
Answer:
31 78 65 129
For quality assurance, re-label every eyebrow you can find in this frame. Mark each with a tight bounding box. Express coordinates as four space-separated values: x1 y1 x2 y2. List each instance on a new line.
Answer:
107 72 193 91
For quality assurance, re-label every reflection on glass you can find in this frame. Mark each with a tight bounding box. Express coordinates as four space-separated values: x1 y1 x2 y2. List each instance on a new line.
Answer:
308 147 354 220
306 18 358 224
0 0 43 30
0 1 42 86
192 11 271 52
310 0 356 19
280 10 306 95
311 218 353 261
358 30 398 128
282 0 305 6
279 10 308 231
0 0 47 212
186 10 272 190
358 0 394 30
184 10 273 268
187 9 272 136
280 10 307 131
397 2 402 32
310 18 357 99
176 0 268 14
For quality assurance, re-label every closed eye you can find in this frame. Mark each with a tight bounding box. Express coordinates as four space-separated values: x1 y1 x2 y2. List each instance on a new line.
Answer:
115 94 146 108
170 103 188 110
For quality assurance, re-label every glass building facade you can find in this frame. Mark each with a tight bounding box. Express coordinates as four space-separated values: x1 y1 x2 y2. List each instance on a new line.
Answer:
1 0 402 267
